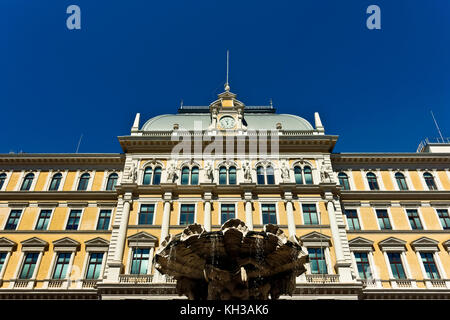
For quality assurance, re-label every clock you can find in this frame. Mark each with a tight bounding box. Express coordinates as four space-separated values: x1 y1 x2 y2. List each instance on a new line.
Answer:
219 116 236 129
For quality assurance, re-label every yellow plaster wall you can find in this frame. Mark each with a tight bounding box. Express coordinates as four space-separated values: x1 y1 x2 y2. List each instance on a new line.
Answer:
91 171 104 191
351 171 365 190
409 170 424 191
380 171 394 190
437 171 450 190
35 172 49 191
5 172 20 191
63 172 76 191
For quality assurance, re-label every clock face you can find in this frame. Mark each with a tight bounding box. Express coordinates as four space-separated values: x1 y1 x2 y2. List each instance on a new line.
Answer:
219 116 236 129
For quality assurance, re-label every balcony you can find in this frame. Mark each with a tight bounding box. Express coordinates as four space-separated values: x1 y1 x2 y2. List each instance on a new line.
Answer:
425 279 448 289
360 278 378 288
13 279 34 289
48 279 65 289
81 279 99 289
305 274 340 284
118 274 153 284
390 279 413 288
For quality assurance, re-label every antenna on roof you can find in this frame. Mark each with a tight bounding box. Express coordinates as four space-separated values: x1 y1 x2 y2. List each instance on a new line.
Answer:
76 134 83 153
180 99 183 108
430 110 445 142
225 50 230 92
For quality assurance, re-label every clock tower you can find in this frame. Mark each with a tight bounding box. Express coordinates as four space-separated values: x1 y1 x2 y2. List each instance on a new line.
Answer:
208 86 247 131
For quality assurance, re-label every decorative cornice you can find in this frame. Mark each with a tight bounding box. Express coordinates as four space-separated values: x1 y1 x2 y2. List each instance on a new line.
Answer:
331 153 450 164
0 154 124 165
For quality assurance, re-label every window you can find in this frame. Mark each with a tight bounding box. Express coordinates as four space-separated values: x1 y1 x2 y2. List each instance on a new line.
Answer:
181 167 189 185
86 253 104 279
338 172 350 190
256 166 265 184
344 209 360 230
354 252 372 279
5 210 22 230
228 166 236 185
266 166 275 184
0 252 7 272
180 204 195 225
261 204 277 224
138 204 154 225
423 173 437 190
48 173 62 191
366 173 379 190
77 173 90 191
190 167 199 185
406 209 423 230
0 173 6 190
106 173 118 190
143 167 152 185
52 253 71 279
35 209 52 230
294 166 303 184
96 210 111 230
219 167 227 185
437 209 450 230
221 204 235 224
308 248 327 274
376 209 392 230
21 173 34 191
19 252 39 279
130 248 150 275
153 167 162 185
420 252 440 279
387 252 406 279
302 204 319 225
303 166 313 184
66 210 82 230
395 172 408 190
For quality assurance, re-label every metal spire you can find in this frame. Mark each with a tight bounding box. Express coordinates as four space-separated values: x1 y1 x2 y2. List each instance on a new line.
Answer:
431 110 445 142
225 50 230 92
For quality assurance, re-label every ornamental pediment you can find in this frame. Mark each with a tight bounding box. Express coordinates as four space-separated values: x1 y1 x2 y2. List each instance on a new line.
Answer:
300 232 331 247
348 237 374 250
0 237 17 250
52 237 81 248
410 237 439 251
85 237 110 247
378 237 406 251
128 231 158 247
21 237 48 248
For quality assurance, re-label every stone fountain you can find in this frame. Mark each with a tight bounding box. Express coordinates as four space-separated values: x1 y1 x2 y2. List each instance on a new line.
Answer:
153 219 309 300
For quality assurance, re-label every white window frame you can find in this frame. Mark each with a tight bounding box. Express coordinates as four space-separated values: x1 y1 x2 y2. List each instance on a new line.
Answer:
16 170 39 192
362 169 383 191
0 240 16 281
374 206 395 230
43 250 76 289
258 201 280 225
2 207 26 231
45 170 66 191
336 170 355 191
391 169 412 191
126 246 155 275
219 201 238 225
0 171 12 191
434 207 450 230
136 202 157 225
73 170 95 191
178 203 197 225
63 207 86 231
382 249 415 288
303 246 333 275
299 201 321 225
96 207 114 230
403 207 426 231
343 207 363 231
33 207 55 231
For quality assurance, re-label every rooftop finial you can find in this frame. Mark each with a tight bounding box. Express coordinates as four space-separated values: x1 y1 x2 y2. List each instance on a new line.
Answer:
225 50 230 92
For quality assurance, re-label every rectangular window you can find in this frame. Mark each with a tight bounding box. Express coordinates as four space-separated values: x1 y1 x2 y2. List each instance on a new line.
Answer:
19 252 39 279
52 253 71 279
387 252 406 279
376 209 392 230
344 209 360 230
96 210 111 230
0 253 7 272
86 253 104 280
354 252 372 279
35 209 52 230
308 248 327 274
420 252 440 279
5 210 22 230
302 204 319 225
221 204 236 225
130 248 150 275
437 209 450 230
406 209 423 230
261 204 277 224
180 204 195 225
66 209 82 230
138 204 155 225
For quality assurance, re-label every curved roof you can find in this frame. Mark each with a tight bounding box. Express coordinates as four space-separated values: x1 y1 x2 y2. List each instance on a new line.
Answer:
141 113 314 131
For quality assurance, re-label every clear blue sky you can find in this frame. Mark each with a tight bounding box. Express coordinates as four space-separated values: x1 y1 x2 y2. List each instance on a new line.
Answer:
1 0 449 154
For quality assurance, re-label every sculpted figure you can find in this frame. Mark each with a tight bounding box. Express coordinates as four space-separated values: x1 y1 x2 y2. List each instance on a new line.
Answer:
128 162 137 182
320 165 332 183
281 162 290 181
205 162 214 182
167 163 178 183
243 161 252 182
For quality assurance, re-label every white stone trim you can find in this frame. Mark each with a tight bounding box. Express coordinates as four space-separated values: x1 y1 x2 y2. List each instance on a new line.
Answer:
218 201 238 225
0 171 12 191
32 207 55 231
304 245 333 275
258 200 280 225
298 201 321 225
177 202 198 225
403 207 427 231
0 251 12 280
434 207 450 230
343 207 363 231
63 207 85 231
125 247 154 275
373 206 395 230
2 207 26 230
135 202 157 225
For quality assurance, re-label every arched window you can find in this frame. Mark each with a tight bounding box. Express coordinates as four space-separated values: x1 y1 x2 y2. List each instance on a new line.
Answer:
338 172 350 190
303 166 313 185
49 173 62 191
423 172 437 190
366 172 379 190
21 173 34 191
395 172 408 190
266 166 275 184
190 166 199 185
106 173 118 191
181 167 190 185
153 167 162 185
219 166 227 185
257 166 265 184
294 166 303 184
77 173 90 191
0 173 7 190
142 167 152 185
228 166 236 185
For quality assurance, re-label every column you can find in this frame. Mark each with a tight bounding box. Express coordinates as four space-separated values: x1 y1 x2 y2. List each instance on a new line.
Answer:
285 200 296 237
161 198 172 241
326 196 353 282
114 198 131 262
204 201 211 231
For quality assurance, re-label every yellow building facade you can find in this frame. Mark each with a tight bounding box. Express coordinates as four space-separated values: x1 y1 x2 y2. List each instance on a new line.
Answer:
0 87 449 299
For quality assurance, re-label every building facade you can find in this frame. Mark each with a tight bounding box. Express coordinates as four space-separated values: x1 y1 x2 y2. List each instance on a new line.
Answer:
0 86 449 300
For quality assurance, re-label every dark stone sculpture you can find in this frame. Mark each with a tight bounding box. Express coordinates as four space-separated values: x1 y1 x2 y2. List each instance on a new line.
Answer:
153 219 309 300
